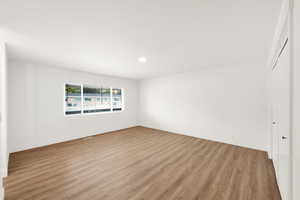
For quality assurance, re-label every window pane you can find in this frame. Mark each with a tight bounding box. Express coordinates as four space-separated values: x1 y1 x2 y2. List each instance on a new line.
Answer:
65 84 82 115
112 88 122 111
83 86 100 113
100 88 111 112
83 86 111 113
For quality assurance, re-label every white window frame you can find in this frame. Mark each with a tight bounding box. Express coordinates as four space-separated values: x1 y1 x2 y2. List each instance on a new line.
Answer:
64 83 124 116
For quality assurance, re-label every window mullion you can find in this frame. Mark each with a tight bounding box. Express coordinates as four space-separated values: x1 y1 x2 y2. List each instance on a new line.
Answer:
110 87 113 112
81 84 83 114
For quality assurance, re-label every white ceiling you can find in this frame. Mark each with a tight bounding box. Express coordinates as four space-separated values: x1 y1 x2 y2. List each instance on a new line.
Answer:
0 0 282 79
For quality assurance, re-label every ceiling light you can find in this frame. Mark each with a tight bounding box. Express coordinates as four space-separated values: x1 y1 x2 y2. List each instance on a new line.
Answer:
137 57 147 63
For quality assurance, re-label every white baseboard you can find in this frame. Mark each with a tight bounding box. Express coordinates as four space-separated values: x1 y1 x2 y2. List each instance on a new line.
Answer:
268 150 272 160
5 152 9 177
139 125 268 152
0 186 4 200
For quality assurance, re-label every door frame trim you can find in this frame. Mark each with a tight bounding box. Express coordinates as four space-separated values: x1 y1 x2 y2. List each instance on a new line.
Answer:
0 42 8 200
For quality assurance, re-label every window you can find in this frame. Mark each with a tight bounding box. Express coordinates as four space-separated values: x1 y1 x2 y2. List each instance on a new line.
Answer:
112 88 122 111
65 84 82 115
65 83 123 115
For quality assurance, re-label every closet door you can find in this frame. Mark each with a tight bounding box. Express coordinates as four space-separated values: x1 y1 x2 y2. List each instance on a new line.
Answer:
271 39 291 200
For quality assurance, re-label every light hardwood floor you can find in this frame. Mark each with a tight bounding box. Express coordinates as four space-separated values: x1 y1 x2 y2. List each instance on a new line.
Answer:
5 126 281 200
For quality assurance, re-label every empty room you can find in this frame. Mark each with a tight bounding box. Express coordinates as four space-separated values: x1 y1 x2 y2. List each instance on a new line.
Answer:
0 0 300 200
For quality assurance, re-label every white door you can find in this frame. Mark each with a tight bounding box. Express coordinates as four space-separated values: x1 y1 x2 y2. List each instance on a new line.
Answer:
271 39 291 200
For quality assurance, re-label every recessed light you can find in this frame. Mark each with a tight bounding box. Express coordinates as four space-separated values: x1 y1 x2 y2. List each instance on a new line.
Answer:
137 57 147 63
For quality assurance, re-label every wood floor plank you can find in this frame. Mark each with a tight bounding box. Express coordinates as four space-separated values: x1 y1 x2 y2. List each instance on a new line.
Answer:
5 126 281 200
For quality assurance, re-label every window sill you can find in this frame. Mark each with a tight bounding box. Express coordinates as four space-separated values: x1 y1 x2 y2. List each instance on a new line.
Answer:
64 110 124 117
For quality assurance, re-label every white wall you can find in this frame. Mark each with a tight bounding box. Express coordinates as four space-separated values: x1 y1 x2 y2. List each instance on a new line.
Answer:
8 61 139 153
139 65 269 151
